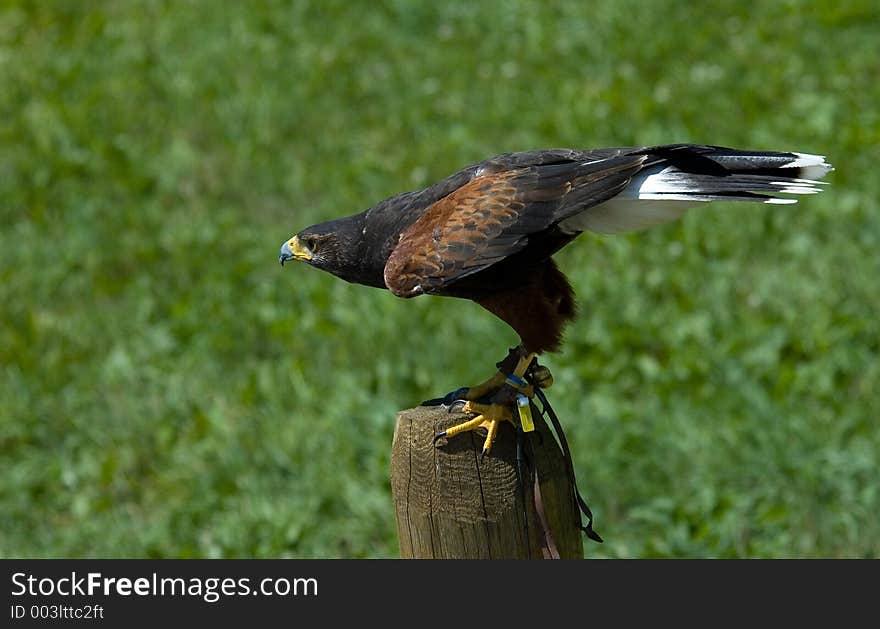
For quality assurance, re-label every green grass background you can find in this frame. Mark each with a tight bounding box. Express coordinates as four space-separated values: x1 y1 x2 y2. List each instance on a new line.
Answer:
2 0 878 558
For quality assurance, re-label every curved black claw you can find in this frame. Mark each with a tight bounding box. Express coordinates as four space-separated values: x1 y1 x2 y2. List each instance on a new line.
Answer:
433 430 448 445
422 387 470 408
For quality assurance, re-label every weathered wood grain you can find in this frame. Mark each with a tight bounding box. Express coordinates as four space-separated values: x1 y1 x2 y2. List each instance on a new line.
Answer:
390 404 583 559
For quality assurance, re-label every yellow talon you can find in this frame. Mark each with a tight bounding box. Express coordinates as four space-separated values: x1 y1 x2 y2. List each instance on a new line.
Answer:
482 418 500 455
436 401 514 454
462 401 512 421
444 414 489 439
463 401 513 455
435 349 552 455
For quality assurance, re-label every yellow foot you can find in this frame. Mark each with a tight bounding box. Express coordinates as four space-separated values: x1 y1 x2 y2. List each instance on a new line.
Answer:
464 349 540 400
434 349 552 456
434 401 512 456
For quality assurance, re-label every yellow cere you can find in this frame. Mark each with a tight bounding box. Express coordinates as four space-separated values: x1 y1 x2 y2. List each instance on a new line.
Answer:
290 236 312 261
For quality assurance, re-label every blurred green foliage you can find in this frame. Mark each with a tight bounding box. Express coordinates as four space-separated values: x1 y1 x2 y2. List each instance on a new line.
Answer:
1 0 878 558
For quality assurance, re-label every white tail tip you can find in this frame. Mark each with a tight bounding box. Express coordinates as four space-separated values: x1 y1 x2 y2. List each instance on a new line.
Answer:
787 152 834 180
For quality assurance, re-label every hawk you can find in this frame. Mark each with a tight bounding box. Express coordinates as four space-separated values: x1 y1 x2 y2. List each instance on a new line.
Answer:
280 144 832 453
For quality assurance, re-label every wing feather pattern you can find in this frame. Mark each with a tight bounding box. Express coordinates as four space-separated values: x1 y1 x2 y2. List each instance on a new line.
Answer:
383 155 646 297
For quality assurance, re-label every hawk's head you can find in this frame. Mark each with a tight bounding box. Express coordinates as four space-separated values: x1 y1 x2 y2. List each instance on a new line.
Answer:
279 213 386 288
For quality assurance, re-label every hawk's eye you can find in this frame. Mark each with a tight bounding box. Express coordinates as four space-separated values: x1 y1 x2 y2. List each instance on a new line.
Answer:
306 236 319 253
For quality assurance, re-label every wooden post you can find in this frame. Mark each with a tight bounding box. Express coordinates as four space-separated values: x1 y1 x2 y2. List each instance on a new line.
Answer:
390 404 583 559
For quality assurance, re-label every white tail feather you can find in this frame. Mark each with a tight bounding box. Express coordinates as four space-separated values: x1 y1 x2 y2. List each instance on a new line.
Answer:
559 153 832 235
787 152 834 180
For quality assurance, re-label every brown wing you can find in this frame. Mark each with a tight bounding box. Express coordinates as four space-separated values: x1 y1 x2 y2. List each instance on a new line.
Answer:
383 155 646 297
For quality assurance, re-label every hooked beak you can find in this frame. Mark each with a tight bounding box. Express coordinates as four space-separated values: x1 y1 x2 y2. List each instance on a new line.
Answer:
279 236 312 266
